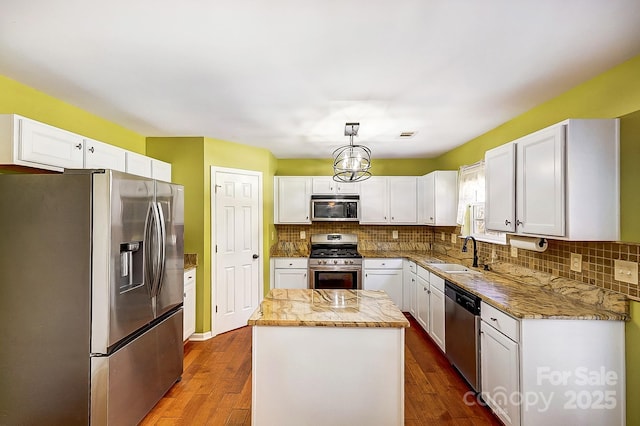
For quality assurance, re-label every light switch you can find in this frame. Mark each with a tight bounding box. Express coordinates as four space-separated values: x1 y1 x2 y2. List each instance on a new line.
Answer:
570 253 582 272
614 259 638 285
392 230 398 239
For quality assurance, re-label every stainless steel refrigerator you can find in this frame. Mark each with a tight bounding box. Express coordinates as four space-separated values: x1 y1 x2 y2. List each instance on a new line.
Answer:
0 169 185 425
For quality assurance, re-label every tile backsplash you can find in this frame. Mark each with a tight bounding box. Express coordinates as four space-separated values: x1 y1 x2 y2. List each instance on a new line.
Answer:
274 223 640 301
432 226 640 301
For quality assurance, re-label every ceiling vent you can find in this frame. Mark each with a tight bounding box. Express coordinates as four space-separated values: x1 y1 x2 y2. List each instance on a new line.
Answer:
399 131 416 138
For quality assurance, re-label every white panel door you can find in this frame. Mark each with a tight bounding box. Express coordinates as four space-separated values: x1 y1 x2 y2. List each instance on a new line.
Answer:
214 169 261 334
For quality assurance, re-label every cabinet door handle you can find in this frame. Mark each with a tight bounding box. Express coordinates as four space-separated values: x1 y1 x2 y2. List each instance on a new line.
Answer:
490 317 498 321
504 219 511 226
516 220 523 226
88 146 95 153
75 143 83 150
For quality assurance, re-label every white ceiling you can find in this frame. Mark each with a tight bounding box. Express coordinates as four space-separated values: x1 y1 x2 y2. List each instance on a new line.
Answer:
1 1 640 159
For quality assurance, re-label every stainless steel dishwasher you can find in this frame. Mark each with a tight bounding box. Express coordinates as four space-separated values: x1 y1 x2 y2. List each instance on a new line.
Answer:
444 280 481 392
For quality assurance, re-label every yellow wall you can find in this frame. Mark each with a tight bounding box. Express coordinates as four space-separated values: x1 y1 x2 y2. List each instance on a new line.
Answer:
627 301 640 426
276 157 438 176
148 136 277 333
428 53 640 426
0 75 145 153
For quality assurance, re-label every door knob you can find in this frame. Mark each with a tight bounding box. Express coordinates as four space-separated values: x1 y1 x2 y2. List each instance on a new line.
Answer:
252 254 259 259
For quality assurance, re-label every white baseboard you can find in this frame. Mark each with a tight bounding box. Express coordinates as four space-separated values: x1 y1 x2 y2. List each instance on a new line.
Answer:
188 331 213 341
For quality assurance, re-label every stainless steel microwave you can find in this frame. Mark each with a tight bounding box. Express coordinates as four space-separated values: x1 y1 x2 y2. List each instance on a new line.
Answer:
311 195 360 221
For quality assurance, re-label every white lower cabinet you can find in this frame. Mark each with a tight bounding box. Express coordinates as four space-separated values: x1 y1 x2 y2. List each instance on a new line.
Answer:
481 307 520 426
272 258 308 289
415 266 430 332
363 258 403 308
402 260 417 312
480 301 625 425
428 274 445 352
183 269 196 341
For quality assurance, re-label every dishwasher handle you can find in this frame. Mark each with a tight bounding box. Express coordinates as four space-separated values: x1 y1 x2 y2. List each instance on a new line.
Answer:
445 280 481 315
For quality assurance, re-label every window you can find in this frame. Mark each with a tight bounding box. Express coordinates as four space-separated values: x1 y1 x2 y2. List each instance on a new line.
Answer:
457 162 506 244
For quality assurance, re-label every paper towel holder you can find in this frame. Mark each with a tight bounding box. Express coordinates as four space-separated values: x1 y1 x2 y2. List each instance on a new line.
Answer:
509 236 549 252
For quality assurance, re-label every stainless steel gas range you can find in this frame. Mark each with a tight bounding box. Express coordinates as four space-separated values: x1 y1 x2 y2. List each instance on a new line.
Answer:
308 233 362 290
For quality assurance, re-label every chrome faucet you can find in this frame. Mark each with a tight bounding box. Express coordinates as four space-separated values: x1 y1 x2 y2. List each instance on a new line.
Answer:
462 236 478 268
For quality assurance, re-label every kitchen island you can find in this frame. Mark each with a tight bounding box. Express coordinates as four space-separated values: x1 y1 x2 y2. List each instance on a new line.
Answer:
248 289 409 426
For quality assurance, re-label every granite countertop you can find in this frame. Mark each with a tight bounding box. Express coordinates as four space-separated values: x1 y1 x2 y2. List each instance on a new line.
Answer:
271 249 628 321
184 253 198 270
248 289 410 328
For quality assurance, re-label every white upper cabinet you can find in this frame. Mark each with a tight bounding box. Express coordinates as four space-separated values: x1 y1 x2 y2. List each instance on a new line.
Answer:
274 176 312 224
359 177 389 223
418 170 458 226
485 119 620 240
84 138 126 172
388 177 418 224
125 151 153 178
0 114 172 180
151 158 172 182
0 114 84 171
485 142 516 232
360 176 417 224
311 177 360 195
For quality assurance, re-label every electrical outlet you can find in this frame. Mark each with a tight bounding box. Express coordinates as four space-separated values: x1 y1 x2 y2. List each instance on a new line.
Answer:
451 233 457 244
392 230 398 239
570 253 582 272
441 232 445 241
300 231 306 240
491 248 497 262
510 246 518 258
614 259 638 285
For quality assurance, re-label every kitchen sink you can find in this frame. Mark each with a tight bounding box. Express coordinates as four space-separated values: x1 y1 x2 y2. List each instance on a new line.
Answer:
428 263 481 274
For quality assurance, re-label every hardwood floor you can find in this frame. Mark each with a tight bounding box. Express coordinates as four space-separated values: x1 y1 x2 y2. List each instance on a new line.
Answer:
141 315 501 425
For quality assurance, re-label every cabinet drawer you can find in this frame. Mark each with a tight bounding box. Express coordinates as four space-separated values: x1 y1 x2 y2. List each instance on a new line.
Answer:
363 258 403 269
417 265 430 281
184 269 196 286
481 301 520 342
274 258 308 269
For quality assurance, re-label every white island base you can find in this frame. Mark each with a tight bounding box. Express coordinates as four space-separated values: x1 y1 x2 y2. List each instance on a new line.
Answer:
251 325 405 426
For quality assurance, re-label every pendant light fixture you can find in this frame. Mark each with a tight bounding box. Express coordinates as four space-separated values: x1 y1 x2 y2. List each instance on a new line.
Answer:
332 122 372 182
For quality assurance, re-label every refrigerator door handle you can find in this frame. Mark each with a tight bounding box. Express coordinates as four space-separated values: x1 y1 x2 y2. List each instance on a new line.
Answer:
143 202 156 298
150 202 163 299
155 202 167 296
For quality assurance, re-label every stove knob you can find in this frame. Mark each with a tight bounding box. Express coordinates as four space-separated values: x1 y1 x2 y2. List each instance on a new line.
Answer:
333 260 338 264
322 260 327 265
350 260 354 264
